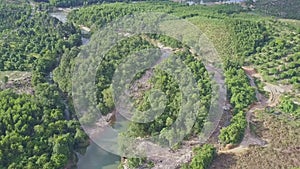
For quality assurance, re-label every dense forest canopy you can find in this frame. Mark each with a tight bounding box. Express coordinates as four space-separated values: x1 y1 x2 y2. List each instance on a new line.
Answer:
1 0 299 168
49 1 299 167
0 1 81 73
0 88 87 169
0 1 86 168
0 2 30 32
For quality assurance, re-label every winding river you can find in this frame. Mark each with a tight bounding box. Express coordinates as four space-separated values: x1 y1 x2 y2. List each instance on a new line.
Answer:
49 5 228 168
49 10 121 169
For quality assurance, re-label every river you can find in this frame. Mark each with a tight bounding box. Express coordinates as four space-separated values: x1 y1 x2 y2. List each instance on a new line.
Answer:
77 143 120 169
49 6 227 169
49 10 121 169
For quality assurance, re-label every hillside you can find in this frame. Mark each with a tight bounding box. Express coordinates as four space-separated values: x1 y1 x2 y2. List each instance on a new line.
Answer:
0 1 299 169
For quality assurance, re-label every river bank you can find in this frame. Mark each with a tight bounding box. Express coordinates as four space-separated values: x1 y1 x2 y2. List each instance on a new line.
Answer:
48 7 121 169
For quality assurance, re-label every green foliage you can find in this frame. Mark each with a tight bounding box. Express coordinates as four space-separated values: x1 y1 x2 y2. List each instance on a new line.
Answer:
182 144 216 169
219 111 247 144
254 0 300 20
53 47 80 93
127 158 143 168
123 48 211 146
67 2 248 31
35 0 166 8
0 2 31 32
218 66 255 144
67 2 177 29
228 19 268 57
0 90 86 169
278 96 300 118
67 3 265 164
247 20 300 87
0 5 81 73
0 3 86 168
2 1 299 168
96 36 154 115
225 67 256 112
1 76 8 84
147 34 184 48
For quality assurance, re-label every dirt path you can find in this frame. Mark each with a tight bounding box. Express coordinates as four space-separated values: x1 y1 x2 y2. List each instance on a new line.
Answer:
220 67 287 154
240 105 266 147
263 82 293 107
243 66 292 107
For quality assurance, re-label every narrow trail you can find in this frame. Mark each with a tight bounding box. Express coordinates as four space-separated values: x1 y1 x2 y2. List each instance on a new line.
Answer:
243 66 292 107
240 67 293 148
219 67 284 154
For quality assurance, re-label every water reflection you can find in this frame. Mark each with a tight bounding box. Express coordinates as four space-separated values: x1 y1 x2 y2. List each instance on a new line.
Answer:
77 143 120 169
49 10 120 169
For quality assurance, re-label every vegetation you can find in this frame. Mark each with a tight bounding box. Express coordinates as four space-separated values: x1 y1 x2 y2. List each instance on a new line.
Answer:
53 47 80 93
67 2 180 29
0 11 80 71
96 36 154 115
66 1 250 31
34 0 165 8
217 65 255 144
219 111 247 144
254 0 300 20
0 1 86 168
120 157 154 169
228 20 268 58
246 20 300 89
123 47 211 144
212 112 300 169
1 0 300 168
47 0 296 166
0 89 87 169
278 95 300 119
0 1 30 32
224 67 256 112
182 144 216 169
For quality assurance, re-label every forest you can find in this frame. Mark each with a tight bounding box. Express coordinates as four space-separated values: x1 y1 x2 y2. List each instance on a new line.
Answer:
65 2 261 167
254 0 300 20
0 10 81 71
1 0 300 169
0 1 87 169
218 66 255 144
33 0 164 7
122 45 212 144
0 88 87 169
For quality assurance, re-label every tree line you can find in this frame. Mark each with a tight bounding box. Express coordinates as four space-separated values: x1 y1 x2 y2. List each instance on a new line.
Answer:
181 144 216 169
0 88 87 169
0 1 87 168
